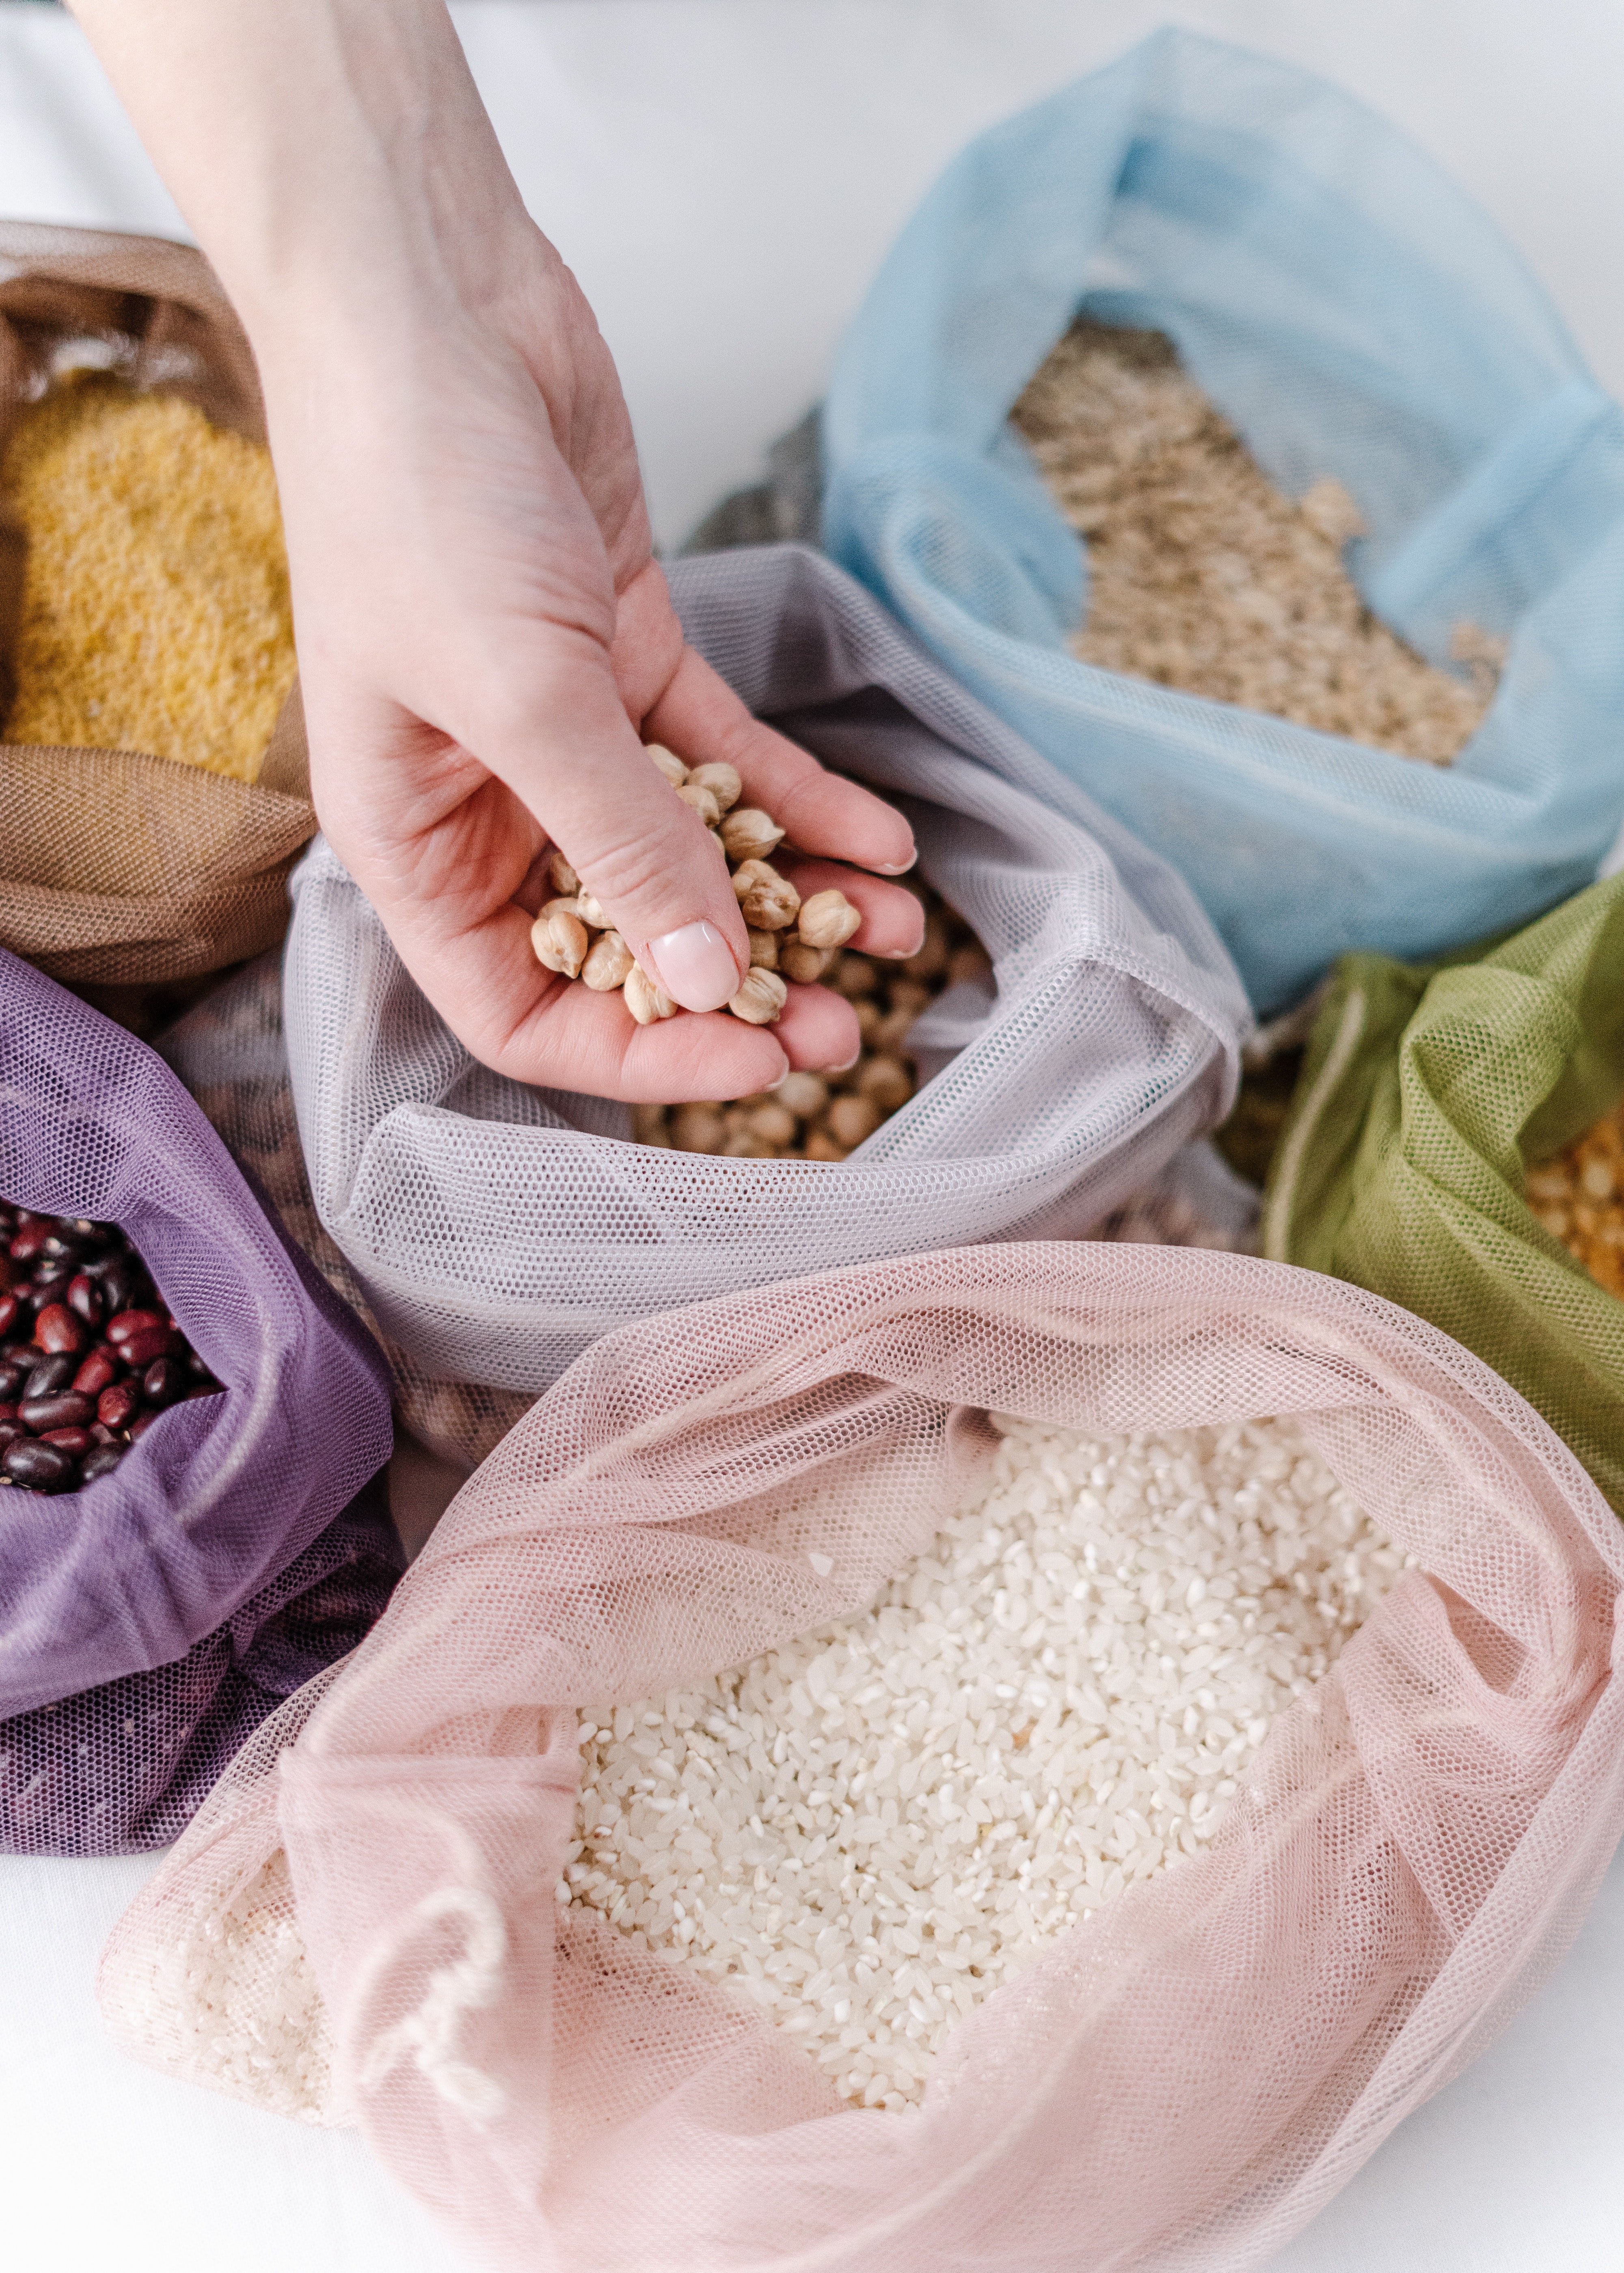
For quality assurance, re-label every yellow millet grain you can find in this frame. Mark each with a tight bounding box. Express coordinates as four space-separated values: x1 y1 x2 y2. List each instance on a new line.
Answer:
1011 322 1499 766
1527 1109 1624 1300
1 376 296 782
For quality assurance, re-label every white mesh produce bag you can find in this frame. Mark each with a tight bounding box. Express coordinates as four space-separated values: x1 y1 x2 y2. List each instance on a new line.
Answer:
283 545 1247 1392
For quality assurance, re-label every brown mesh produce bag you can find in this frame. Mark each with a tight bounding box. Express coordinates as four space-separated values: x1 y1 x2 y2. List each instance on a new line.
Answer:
0 222 312 1011
100 1241 1624 2271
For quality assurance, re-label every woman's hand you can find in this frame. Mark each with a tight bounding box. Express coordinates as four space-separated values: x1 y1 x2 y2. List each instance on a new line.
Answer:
70 0 923 1101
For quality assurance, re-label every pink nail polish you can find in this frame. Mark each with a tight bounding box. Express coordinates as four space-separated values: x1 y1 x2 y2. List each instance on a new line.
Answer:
647 921 741 1013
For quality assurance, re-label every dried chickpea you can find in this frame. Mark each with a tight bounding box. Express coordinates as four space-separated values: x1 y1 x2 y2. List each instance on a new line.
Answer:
733 859 801 931
548 849 580 898
624 964 677 1025
902 914 951 981
858 1056 913 1112
720 808 785 862
747 929 780 971
581 930 635 991
676 780 723 828
730 969 789 1025
797 889 865 952
672 1103 726 1154
947 942 993 988
646 744 688 786
775 1071 829 1118
780 940 834 984
827 1094 882 1148
631 1103 672 1146
531 907 588 979
688 761 742 812
747 1101 799 1147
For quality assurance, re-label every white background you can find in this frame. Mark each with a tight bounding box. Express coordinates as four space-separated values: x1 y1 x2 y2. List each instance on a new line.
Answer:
4 4 1624 2267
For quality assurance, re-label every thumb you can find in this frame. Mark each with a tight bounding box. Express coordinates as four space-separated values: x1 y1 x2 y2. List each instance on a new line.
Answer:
474 655 750 1012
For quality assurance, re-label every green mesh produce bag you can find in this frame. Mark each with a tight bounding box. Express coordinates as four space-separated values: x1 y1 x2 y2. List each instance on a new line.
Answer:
1261 875 1624 1510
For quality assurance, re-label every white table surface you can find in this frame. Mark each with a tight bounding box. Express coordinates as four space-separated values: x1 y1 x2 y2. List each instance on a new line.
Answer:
5 5 1624 2267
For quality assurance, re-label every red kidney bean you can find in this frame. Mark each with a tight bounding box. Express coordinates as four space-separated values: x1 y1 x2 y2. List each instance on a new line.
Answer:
0 1206 221 1491
96 1265 140 1318
33 1303 86 1356
24 1352 78 1399
117 1324 173 1367
41 1426 93 1457
4 1436 72 1488
141 1357 184 1408
20 1391 95 1433
96 1382 140 1432
72 1349 119 1397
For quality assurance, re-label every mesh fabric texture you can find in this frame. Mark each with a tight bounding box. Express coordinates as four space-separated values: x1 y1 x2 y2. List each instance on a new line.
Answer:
98 1239 1624 2270
0 223 314 1006
1261 872 1624 1513
0 1472 399 1855
160 954 535 1475
0 945 396 1847
821 29 1624 1013
281 542 1248 1395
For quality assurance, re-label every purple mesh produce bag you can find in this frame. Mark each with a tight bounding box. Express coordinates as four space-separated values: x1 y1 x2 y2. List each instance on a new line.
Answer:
0 946 396 1850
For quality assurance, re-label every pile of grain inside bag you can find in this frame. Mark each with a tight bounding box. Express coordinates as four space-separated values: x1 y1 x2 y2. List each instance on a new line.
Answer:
1011 321 1501 765
562 1413 1410 2109
2 374 296 781
1529 1107 1624 1297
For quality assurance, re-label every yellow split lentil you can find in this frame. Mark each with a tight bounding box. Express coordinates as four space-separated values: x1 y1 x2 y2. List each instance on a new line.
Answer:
1527 1109 1624 1299
1 375 296 782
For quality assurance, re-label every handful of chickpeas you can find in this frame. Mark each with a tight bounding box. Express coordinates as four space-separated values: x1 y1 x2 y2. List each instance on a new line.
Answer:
530 744 863 1027
632 888 991 1162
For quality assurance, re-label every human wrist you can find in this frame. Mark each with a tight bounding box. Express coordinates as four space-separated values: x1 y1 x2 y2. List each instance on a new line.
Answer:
70 0 530 350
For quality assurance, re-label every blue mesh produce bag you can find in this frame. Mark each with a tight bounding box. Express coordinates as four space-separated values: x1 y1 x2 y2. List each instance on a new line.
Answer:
823 29 1624 1013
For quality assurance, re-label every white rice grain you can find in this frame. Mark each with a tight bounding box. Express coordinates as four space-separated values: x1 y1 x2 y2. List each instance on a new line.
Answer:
560 1416 1409 2110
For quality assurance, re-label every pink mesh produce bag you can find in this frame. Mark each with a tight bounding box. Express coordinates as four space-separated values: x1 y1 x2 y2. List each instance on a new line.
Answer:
0 945 397 1852
99 1240 1624 2269
282 545 1247 1395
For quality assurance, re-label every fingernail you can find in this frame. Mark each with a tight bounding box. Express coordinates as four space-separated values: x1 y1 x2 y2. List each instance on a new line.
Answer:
824 1049 861 1073
647 921 740 1013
